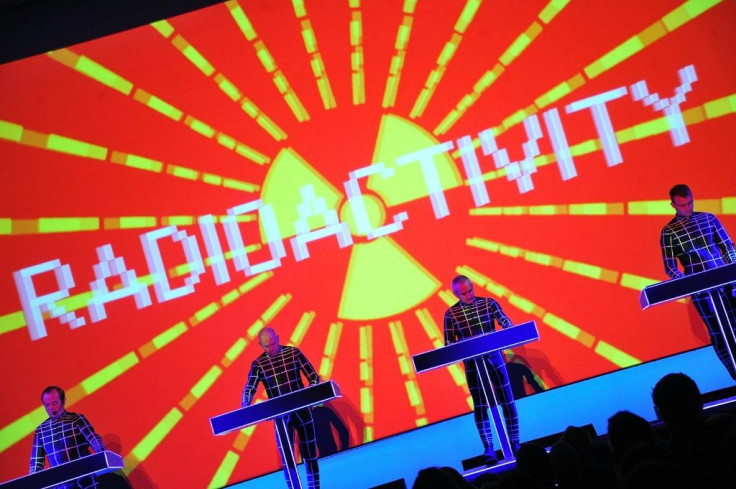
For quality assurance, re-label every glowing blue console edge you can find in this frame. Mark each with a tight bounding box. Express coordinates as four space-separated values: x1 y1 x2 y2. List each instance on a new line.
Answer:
210 380 342 436
640 263 736 308
0 451 123 489
412 321 539 373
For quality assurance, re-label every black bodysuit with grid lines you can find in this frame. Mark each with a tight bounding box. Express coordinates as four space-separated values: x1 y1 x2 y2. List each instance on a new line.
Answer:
661 211 736 379
30 412 105 489
242 346 321 489
444 297 519 452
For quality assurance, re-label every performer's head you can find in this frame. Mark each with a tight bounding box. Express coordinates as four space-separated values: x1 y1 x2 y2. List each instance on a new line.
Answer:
669 184 693 218
451 275 475 304
41 385 66 419
258 327 281 357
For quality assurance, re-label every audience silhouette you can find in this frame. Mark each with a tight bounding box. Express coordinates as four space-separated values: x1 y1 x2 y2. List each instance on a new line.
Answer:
606 410 655 467
412 466 468 488
548 440 582 489
411 371 736 489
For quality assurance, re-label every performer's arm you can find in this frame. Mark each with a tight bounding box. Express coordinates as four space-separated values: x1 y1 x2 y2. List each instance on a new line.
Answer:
298 349 320 386
241 362 262 407
443 310 456 345
490 300 512 328
711 214 736 263
29 429 45 473
660 228 684 278
76 414 105 452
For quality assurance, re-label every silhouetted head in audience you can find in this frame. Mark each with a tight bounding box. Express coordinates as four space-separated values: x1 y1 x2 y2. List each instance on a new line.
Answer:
617 442 671 481
413 466 468 489
549 440 581 488
704 413 736 485
651 372 702 431
498 471 543 489
560 425 593 466
607 410 654 463
471 472 500 489
440 466 468 487
706 412 736 433
622 459 694 489
515 442 554 489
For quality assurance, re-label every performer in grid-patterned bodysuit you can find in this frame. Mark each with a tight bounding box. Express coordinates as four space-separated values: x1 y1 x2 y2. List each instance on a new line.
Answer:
444 275 519 460
661 184 736 380
30 386 105 489
242 327 321 489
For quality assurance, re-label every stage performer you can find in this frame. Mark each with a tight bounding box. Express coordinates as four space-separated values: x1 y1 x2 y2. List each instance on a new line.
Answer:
242 327 321 489
444 275 520 464
30 386 106 489
660 184 736 379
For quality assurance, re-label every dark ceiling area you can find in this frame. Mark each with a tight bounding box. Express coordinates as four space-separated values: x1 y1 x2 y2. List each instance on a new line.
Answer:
0 0 224 65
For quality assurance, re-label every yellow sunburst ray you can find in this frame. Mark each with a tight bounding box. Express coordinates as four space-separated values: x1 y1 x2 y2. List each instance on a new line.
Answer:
290 0 338 109
468 197 736 217
359 323 375 442
437 0 723 139
0 273 274 455
465 237 689 298
150 19 287 141
382 0 418 108
0 213 258 236
410 0 485 119
319 321 344 379
0 245 266 336
456 264 641 368
388 320 428 426
225 1 311 122
0 120 260 192
458 93 736 188
349 1 366 105
122 294 294 476
432 0 571 132
46 49 269 165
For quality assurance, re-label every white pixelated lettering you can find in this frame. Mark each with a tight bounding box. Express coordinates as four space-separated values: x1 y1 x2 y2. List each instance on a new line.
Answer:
542 108 577 180
479 115 543 194
456 135 490 207
141 226 205 302
631 65 697 147
87 244 152 322
199 214 231 285
290 184 353 261
566 86 628 167
344 163 408 239
224 200 286 275
13 259 85 340
395 141 454 218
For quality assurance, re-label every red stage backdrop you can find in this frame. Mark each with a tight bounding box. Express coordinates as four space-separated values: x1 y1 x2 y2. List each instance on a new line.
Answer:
1 0 735 487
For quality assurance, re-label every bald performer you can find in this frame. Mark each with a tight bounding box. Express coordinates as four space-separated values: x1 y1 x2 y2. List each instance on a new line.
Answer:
242 327 321 489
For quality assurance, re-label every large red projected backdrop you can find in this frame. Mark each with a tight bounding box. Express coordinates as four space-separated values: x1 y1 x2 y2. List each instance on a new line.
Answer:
1 0 735 487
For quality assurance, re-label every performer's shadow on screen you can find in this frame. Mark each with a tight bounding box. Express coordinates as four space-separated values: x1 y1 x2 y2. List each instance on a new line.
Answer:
505 349 557 398
312 399 360 457
98 433 155 489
